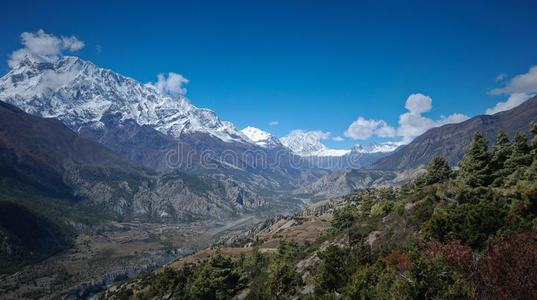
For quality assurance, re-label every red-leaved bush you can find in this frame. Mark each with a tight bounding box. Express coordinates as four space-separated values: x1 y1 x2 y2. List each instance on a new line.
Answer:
476 231 537 299
385 250 412 272
426 240 476 274
426 231 537 300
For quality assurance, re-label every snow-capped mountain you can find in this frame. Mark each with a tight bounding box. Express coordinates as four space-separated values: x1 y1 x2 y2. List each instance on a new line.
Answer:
0 54 332 194
241 126 283 148
351 142 401 153
278 130 398 170
280 130 350 157
0 54 394 175
0 55 249 144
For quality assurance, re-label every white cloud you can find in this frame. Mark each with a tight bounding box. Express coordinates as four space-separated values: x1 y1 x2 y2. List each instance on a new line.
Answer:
332 136 344 142
397 93 469 143
438 113 471 125
404 93 433 114
153 72 189 95
495 73 506 82
375 123 397 138
61 36 85 52
485 93 534 115
490 66 537 95
344 117 382 140
485 66 537 115
344 93 469 145
308 130 330 140
269 120 279 126
8 29 84 68
344 117 396 140
396 112 435 141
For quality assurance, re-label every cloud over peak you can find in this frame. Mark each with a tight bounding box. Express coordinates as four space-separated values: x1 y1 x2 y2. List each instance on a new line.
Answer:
8 29 85 68
153 72 189 95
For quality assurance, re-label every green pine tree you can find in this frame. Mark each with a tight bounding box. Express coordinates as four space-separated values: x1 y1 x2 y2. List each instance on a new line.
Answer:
418 156 454 186
458 132 492 188
529 121 537 153
490 130 512 186
315 245 349 295
505 132 532 173
268 260 301 299
189 248 244 299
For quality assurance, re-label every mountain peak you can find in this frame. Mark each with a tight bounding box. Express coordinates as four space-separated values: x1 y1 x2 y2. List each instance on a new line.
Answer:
241 126 282 148
280 130 350 157
0 55 250 144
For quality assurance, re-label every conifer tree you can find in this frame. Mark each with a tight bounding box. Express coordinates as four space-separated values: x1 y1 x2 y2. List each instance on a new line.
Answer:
189 248 243 299
419 156 453 185
505 132 531 172
458 132 492 188
530 121 537 152
268 260 300 298
490 130 512 185
315 245 349 295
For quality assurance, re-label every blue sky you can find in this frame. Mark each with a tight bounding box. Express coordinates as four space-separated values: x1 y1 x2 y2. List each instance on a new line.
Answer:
2 0 537 149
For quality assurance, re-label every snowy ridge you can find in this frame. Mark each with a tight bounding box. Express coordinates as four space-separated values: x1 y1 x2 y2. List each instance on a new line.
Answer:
0 55 249 143
241 126 282 148
351 142 401 153
280 130 350 157
279 130 399 157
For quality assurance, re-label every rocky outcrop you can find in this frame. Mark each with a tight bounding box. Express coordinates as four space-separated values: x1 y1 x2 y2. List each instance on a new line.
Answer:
295 168 424 199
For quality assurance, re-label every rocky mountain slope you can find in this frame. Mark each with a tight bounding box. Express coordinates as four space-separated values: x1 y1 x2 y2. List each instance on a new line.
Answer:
300 145 395 172
295 168 424 198
0 100 265 224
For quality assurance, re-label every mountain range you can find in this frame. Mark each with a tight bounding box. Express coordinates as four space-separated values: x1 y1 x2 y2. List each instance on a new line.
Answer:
0 55 336 208
2 54 536 209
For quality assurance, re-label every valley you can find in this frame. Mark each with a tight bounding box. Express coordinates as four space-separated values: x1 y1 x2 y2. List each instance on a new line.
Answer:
0 215 264 299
